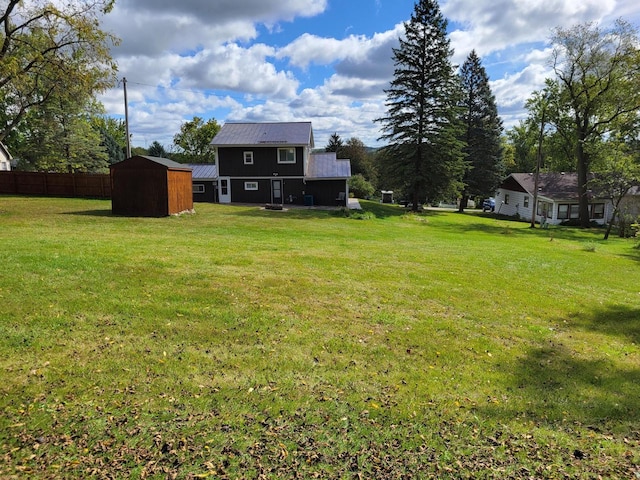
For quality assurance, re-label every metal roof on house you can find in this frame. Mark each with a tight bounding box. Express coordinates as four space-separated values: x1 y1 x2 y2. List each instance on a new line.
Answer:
188 163 218 180
306 152 351 179
211 122 314 147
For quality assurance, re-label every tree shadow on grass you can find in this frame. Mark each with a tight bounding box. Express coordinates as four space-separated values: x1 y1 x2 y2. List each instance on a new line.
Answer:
478 304 640 426
567 303 640 344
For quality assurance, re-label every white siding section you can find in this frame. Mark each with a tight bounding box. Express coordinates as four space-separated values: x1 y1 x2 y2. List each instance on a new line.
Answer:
495 189 533 220
496 187 615 225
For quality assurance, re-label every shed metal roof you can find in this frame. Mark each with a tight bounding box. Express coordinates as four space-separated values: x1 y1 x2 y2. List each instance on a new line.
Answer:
306 152 351 179
211 122 314 147
188 163 218 180
139 155 191 170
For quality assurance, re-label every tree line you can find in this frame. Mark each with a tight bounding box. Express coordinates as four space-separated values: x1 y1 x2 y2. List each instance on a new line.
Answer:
374 0 640 226
2 0 639 229
0 1 219 172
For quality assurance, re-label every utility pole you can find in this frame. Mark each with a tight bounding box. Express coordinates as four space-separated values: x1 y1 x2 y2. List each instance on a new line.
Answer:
123 77 131 158
530 101 547 228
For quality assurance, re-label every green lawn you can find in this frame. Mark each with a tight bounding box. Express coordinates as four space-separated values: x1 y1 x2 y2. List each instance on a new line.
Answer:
1 196 639 479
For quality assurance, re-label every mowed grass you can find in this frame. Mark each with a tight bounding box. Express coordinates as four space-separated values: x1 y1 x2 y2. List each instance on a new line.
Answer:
0 195 639 479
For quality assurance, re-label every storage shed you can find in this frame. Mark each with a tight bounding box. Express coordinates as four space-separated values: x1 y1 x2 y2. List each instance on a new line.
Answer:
110 155 193 217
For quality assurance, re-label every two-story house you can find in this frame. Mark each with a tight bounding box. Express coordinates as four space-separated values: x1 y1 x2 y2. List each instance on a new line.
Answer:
210 122 351 206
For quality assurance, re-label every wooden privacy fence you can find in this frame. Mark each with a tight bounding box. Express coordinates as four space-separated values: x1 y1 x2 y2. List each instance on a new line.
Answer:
0 171 111 199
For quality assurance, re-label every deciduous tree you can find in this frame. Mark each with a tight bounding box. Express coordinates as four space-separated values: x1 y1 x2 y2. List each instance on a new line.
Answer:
550 19 640 227
589 144 640 239
0 0 118 142
173 117 220 163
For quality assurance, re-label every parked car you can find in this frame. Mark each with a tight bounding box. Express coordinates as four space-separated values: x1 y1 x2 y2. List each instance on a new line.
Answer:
482 197 495 212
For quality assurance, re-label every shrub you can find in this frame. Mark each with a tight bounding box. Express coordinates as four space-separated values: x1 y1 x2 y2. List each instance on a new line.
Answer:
348 174 375 199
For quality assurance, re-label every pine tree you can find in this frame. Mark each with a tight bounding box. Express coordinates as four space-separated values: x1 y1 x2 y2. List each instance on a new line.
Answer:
325 132 344 154
458 50 503 212
376 0 466 210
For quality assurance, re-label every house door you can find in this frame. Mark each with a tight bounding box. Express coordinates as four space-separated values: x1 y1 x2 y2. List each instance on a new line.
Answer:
219 177 231 203
271 179 282 204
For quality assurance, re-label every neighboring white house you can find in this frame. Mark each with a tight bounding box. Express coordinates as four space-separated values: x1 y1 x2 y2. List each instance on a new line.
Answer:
0 142 11 171
494 172 627 226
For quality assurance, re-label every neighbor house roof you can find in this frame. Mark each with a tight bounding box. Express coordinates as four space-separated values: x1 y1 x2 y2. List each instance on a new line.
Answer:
306 152 351 179
499 172 638 201
508 172 581 201
188 163 218 180
0 142 11 161
211 122 314 147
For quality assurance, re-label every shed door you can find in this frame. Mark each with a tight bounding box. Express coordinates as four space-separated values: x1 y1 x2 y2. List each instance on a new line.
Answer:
219 177 231 203
271 179 282 204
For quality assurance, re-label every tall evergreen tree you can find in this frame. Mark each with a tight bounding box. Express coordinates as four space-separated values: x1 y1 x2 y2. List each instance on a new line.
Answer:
458 50 503 212
376 0 466 210
325 132 344 154
148 141 167 158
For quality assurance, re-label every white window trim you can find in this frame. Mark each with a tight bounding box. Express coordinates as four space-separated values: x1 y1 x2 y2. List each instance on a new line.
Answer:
277 147 296 164
244 151 254 165
193 184 205 193
244 181 258 191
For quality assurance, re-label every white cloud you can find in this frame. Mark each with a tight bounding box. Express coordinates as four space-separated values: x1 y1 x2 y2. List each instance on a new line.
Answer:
97 0 639 149
444 0 617 60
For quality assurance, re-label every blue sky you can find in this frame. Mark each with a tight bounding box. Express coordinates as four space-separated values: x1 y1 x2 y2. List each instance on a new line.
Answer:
99 0 640 150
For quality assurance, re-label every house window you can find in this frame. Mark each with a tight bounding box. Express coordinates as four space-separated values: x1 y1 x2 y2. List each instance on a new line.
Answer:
244 181 258 191
193 184 205 194
569 204 580 219
591 203 605 219
244 151 254 165
558 204 569 219
278 147 296 164
220 179 228 196
504 194 510 205
537 201 552 217
523 195 529 208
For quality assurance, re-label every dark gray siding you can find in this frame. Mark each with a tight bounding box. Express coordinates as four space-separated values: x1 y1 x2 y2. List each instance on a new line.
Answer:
218 147 305 177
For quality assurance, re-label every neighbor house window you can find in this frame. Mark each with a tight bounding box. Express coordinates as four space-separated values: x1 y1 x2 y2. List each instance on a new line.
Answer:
558 204 569 219
504 194 510 205
537 201 552 217
591 203 605 219
193 184 205 194
244 181 258 191
244 151 254 165
278 147 296 164
523 195 529 208
220 180 228 195
569 204 580 219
